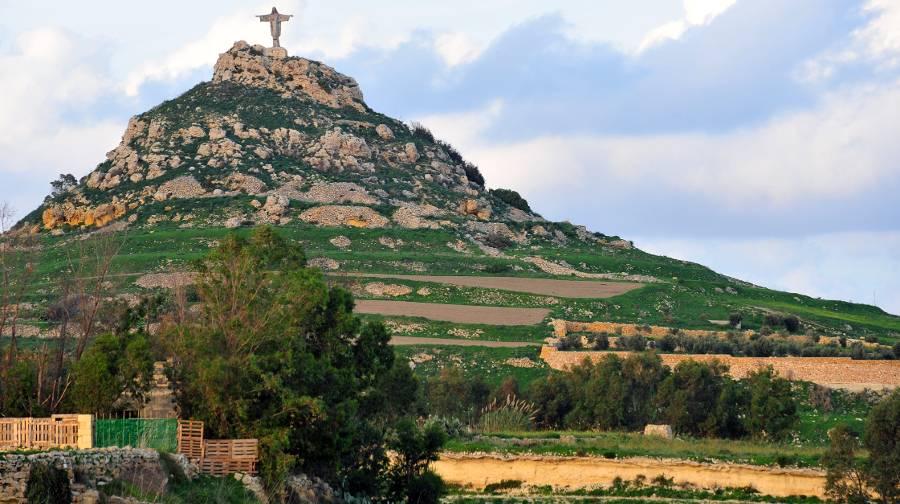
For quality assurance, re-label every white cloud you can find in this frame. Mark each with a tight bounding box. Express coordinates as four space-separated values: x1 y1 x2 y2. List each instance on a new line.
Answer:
124 2 304 96
0 27 122 181
434 32 488 67
638 0 737 52
420 81 900 209
857 0 900 67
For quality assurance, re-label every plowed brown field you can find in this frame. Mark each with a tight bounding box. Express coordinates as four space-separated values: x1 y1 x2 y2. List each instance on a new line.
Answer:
355 300 550 325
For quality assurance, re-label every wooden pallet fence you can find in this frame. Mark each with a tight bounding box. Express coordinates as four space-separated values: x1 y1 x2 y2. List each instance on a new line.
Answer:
0 415 91 450
177 420 258 475
176 420 204 462
200 439 259 476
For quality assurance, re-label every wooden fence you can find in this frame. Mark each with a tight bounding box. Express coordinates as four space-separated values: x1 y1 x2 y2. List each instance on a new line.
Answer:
0 415 88 450
176 420 258 476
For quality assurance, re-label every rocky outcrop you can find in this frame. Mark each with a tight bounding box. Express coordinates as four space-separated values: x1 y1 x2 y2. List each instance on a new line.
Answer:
42 201 127 230
299 205 389 228
393 203 445 230
295 182 378 205
154 176 206 201
305 128 373 172
213 41 365 111
457 199 492 220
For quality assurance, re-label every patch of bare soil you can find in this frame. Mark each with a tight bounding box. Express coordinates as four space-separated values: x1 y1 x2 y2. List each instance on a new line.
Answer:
390 336 537 347
340 273 643 299
354 300 550 325
434 454 826 499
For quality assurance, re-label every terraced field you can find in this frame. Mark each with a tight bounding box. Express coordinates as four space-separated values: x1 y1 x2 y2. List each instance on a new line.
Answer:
340 273 643 298
355 300 551 325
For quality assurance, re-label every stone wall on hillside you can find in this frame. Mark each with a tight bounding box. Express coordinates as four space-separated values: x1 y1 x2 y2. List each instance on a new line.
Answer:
0 448 189 503
539 346 900 390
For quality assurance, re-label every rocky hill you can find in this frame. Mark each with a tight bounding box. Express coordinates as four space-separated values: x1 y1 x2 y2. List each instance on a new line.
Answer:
27 41 630 256
8 42 900 383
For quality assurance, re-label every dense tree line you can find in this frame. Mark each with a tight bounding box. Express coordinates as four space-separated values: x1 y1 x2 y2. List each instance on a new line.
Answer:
529 354 797 440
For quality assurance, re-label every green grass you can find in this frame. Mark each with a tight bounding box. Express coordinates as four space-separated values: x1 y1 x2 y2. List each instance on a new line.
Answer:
394 345 548 388
444 430 831 468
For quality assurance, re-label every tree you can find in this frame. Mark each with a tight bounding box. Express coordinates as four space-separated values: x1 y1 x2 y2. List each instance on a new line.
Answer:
69 332 153 415
49 174 77 199
656 359 728 437
745 366 797 440
425 367 489 424
163 227 407 495
386 418 447 504
728 312 743 328
863 390 900 503
824 424 870 504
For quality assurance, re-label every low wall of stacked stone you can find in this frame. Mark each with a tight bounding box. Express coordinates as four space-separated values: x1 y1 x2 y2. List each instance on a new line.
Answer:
0 448 186 503
539 346 900 390
551 319 754 340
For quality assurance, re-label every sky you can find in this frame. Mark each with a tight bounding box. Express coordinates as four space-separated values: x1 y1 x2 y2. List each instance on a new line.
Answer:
1 0 899 314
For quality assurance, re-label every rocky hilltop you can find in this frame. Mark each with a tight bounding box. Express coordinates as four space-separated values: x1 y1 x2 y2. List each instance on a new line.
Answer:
28 41 625 253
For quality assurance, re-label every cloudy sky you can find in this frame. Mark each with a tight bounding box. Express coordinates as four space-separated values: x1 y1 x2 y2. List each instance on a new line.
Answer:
2 0 899 313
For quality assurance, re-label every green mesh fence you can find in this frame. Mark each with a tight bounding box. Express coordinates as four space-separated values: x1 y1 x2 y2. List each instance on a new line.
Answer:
93 418 178 452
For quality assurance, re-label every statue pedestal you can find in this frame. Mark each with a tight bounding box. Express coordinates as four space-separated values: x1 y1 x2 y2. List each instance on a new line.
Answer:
264 47 288 59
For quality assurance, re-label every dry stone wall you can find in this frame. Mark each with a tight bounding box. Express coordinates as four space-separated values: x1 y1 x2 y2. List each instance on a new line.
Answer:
0 448 187 503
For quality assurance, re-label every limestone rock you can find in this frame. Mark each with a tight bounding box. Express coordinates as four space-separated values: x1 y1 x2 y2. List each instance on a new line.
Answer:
643 424 674 439
330 235 351 248
375 124 394 140
365 282 412 297
308 257 341 270
294 182 378 205
305 128 372 171
213 41 366 111
300 205 389 228
154 176 206 201
225 173 267 194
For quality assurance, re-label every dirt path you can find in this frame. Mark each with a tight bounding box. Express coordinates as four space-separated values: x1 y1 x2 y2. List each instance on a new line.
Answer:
434 453 825 497
355 300 550 325
434 453 826 499
339 273 642 299
390 336 538 347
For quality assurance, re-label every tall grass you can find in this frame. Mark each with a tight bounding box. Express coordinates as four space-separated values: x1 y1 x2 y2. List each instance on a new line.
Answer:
478 395 537 433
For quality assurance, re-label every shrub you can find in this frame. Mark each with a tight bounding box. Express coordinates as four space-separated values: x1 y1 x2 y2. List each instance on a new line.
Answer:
557 333 583 351
483 232 513 250
764 314 784 327
618 334 647 351
410 122 435 143
592 333 610 351
489 188 531 212
783 315 801 333
484 480 523 493
484 263 511 274
728 312 743 328
25 463 71 504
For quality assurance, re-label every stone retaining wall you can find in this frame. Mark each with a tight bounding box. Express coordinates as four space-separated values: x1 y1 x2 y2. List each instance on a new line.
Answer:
0 448 187 503
540 346 900 390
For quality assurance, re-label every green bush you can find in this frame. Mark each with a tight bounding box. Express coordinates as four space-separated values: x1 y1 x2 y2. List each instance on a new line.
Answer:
489 188 532 213
25 463 71 504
